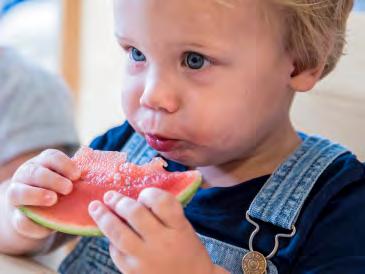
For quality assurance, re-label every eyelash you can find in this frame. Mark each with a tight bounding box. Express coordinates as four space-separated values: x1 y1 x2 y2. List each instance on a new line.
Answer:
124 46 212 70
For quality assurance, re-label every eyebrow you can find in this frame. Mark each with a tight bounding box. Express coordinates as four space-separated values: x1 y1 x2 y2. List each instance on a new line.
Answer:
178 41 230 53
178 42 208 49
114 33 229 53
114 33 135 44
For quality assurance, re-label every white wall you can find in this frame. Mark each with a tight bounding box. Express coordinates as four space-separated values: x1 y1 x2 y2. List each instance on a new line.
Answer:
77 0 125 145
0 0 61 72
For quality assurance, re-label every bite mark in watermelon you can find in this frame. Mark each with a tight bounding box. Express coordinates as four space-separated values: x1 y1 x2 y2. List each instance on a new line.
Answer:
20 147 201 236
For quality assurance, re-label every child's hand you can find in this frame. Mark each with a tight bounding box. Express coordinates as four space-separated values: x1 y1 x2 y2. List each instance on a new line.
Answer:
5 149 80 240
89 188 228 274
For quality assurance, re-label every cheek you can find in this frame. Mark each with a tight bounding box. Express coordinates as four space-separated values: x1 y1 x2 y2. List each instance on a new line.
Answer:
189 91 256 144
121 80 143 119
255 66 292 118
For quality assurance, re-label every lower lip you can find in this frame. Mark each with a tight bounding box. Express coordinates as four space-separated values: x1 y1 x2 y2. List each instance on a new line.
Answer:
145 134 179 152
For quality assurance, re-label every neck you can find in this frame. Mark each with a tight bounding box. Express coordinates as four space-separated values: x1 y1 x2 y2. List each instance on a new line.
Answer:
197 121 301 188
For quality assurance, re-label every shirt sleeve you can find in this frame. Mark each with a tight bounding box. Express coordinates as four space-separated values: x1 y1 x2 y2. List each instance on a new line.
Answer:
291 177 365 274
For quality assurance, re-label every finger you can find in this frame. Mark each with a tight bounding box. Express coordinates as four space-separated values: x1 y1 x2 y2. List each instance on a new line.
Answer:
7 183 57 207
138 188 189 230
12 163 73 195
12 209 53 239
33 149 80 181
109 244 137 274
89 201 143 254
104 191 162 238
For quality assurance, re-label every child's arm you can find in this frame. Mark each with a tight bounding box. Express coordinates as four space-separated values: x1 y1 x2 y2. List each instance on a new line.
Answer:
0 151 41 182
89 188 230 274
0 149 80 255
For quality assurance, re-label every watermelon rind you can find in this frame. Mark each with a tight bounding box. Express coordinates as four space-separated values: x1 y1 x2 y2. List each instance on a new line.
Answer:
19 207 103 237
19 173 201 237
176 175 202 207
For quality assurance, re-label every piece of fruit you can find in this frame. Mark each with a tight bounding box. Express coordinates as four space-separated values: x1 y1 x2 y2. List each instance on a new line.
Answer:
20 147 201 236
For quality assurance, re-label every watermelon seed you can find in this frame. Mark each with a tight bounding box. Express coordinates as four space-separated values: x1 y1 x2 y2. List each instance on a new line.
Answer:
113 173 122 184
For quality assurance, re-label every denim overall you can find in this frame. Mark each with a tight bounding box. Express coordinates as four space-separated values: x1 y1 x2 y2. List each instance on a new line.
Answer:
59 133 348 274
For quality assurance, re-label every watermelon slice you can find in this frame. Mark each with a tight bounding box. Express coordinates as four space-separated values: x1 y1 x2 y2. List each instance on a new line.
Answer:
20 147 201 237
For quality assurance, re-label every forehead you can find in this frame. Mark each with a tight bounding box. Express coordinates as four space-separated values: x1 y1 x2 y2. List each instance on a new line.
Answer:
113 0 262 43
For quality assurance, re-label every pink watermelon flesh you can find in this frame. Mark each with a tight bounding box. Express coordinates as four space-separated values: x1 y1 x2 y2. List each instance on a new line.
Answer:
20 147 201 236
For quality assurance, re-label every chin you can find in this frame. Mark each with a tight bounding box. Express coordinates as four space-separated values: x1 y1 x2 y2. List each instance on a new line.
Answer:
159 151 209 168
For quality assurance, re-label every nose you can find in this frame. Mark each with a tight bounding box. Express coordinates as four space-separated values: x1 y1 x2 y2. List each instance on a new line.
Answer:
139 72 180 113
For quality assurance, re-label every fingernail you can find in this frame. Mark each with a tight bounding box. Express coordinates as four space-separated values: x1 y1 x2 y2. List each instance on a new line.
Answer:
45 193 56 205
89 201 100 214
63 181 73 195
104 191 115 203
72 169 81 180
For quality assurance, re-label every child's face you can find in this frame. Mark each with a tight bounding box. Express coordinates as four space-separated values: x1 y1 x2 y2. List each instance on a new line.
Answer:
114 0 295 167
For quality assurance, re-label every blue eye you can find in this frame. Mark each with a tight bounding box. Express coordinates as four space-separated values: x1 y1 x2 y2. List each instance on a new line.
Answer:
184 52 207 70
130 47 146 62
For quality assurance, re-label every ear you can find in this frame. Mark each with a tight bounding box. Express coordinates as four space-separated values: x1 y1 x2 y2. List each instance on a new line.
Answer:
289 63 326 92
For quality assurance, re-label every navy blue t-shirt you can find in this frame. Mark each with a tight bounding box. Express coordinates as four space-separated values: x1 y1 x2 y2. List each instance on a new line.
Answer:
91 122 365 274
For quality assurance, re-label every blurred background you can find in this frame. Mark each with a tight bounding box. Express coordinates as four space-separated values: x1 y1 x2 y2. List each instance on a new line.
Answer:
0 0 124 147
0 0 364 155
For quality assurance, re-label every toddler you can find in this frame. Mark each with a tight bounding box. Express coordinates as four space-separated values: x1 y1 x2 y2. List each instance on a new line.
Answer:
2 0 364 273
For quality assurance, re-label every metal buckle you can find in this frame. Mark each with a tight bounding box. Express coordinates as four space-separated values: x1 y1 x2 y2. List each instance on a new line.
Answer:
245 211 296 259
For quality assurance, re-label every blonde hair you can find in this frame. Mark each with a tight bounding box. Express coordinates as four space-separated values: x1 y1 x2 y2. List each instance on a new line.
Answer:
271 0 354 78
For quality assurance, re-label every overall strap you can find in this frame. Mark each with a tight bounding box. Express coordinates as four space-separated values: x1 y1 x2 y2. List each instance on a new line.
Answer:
248 135 349 230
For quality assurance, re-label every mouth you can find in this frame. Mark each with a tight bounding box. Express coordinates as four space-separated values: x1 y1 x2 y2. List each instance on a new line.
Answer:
145 134 180 152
